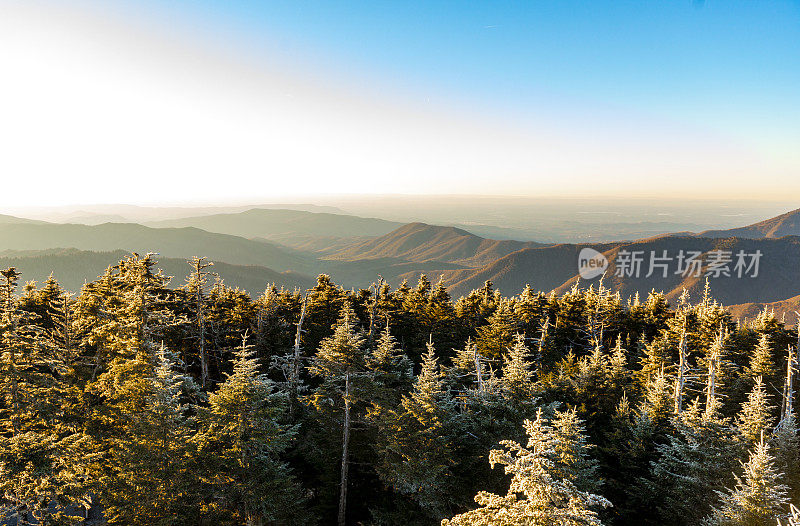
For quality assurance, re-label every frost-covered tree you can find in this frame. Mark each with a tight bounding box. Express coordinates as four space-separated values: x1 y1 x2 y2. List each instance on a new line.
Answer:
706 437 789 526
195 335 308 526
101 344 198 525
500 334 536 405
773 411 800 502
442 408 610 526
736 376 775 446
648 399 739 525
372 341 458 520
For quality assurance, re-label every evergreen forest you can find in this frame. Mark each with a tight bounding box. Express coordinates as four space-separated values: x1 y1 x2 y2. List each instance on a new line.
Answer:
2 253 800 526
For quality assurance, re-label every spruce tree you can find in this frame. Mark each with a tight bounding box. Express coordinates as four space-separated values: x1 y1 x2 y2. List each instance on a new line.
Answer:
195 335 308 525
442 408 611 526
309 303 368 526
500 334 536 405
736 376 775 446
372 342 458 520
746 334 777 383
476 299 520 359
706 437 789 526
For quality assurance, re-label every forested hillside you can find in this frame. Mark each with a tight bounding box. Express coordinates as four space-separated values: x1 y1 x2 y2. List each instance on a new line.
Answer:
2 253 800 525
0 249 314 293
7 208 800 328
145 208 402 246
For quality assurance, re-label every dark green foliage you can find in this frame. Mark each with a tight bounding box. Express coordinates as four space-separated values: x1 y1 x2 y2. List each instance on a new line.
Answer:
1 256 799 525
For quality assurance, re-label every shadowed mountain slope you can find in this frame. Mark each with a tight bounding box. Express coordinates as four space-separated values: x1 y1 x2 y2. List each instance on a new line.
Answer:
728 294 800 326
146 208 402 246
327 222 546 267
443 235 800 306
0 249 314 294
0 222 313 273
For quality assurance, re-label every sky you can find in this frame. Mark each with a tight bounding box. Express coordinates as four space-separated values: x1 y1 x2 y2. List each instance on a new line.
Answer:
0 0 798 206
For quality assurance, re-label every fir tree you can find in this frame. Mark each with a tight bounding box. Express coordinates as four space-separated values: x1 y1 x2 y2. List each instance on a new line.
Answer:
736 376 775 446
101 344 198 525
195 335 308 525
500 334 536 405
442 408 611 526
706 437 789 526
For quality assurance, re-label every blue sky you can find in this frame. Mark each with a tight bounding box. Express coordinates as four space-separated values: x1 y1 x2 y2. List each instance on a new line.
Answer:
153 1 800 117
1 0 798 204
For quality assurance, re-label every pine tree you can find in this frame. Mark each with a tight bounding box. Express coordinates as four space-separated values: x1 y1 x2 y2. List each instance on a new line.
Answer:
372 342 458 520
309 303 368 526
101 344 198 525
195 335 308 526
441 408 611 526
500 334 536 405
706 437 789 526
736 376 775 446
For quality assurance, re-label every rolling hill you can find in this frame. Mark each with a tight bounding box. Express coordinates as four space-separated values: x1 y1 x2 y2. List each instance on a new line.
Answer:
697 207 800 239
441 235 800 306
4 205 800 309
146 208 402 248
0 214 43 225
0 222 315 273
0 249 314 294
327 222 546 267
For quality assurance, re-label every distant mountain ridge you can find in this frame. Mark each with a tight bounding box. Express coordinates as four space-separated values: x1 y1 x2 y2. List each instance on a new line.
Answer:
436 234 800 306
0 214 44 225
696 207 800 239
0 248 313 293
3 205 800 311
327 222 547 267
145 208 402 245
0 222 312 273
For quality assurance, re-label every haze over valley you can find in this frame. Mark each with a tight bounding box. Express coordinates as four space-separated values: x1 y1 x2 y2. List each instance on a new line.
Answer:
4 199 800 321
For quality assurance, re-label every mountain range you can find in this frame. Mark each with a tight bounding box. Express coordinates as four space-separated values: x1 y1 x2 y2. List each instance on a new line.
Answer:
1 205 800 320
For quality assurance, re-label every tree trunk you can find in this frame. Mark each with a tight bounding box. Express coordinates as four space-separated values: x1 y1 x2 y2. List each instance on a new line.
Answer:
473 343 484 394
783 345 796 421
705 332 720 419
674 324 687 414
338 372 352 526
290 296 307 418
